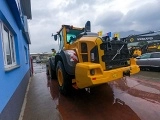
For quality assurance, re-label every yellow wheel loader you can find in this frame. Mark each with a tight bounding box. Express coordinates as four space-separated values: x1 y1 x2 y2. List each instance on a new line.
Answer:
47 21 140 95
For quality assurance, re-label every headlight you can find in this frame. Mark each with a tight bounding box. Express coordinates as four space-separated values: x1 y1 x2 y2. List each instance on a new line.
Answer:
90 69 95 75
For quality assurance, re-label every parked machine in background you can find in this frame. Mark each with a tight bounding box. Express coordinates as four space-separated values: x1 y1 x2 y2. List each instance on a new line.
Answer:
122 30 160 57
46 21 140 95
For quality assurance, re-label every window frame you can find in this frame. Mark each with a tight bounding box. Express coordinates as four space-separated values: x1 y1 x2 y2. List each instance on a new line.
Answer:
1 21 17 69
59 30 64 50
24 46 28 64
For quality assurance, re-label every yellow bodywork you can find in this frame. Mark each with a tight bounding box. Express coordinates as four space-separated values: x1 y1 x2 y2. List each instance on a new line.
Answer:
75 58 140 88
133 49 142 56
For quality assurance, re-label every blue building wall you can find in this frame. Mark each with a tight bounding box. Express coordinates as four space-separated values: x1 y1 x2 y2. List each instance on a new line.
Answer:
0 0 31 119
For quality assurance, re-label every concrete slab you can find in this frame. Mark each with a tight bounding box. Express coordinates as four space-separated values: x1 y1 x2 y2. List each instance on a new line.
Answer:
22 71 61 120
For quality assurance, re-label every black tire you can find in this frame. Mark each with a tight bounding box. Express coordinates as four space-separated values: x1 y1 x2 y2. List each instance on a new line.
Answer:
150 67 160 72
49 63 57 80
46 62 49 75
56 61 72 95
140 67 144 71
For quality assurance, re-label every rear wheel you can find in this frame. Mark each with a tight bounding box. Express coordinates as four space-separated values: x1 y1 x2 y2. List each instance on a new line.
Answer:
56 61 72 95
48 62 56 79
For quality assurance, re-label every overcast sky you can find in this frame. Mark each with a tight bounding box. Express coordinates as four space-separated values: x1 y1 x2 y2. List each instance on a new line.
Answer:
28 0 160 53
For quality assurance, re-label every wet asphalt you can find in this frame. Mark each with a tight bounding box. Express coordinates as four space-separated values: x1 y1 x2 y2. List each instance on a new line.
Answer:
22 63 160 120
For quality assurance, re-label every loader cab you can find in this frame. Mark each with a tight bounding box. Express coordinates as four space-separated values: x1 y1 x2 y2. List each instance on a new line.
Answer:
53 25 84 50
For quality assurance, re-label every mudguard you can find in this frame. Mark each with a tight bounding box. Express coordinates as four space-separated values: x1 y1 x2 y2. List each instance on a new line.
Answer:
56 50 78 75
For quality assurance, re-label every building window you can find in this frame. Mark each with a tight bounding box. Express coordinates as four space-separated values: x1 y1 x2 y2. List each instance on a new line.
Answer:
24 46 28 64
1 23 16 68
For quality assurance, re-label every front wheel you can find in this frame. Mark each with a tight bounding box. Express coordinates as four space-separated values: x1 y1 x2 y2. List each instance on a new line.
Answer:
56 61 72 95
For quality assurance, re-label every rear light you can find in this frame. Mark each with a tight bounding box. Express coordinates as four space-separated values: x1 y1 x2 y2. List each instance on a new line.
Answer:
92 77 96 80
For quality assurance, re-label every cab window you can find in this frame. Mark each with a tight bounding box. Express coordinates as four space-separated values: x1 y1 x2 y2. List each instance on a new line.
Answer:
66 28 83 44
67 34 76 44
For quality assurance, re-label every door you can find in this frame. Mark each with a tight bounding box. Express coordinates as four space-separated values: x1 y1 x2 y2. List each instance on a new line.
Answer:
149 53 160 67
136 53 151 67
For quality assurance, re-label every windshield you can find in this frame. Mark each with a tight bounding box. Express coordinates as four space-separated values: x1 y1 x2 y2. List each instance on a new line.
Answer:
66 28 84 44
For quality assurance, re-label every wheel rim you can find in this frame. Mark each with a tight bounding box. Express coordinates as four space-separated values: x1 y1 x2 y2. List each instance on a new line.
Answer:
57 68 63 86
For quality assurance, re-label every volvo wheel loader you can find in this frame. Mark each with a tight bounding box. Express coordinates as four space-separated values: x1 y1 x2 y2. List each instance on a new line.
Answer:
47 21 140 95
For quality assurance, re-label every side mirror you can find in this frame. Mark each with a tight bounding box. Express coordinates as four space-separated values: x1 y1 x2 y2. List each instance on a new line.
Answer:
136 56 140 59
85 21 91 32
54 34 57 41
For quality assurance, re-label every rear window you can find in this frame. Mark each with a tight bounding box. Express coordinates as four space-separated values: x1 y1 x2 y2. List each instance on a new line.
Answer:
150 53 160 58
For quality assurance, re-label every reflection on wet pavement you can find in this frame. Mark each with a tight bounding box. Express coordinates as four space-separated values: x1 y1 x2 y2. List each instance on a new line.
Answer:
28 64 160 120
132 71 160 82
23 71 61 120
49 79 140 120
33 63 160 120
121 78 160 94
134 84 160 94
33 63 46 74
47 74 160 120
